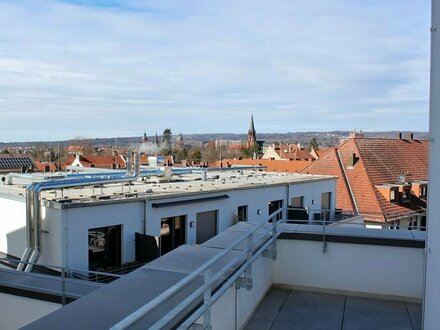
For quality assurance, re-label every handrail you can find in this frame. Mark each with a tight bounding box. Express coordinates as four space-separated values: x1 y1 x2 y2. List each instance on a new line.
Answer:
284 206 426 229
0 257 123 280
110 208 283 330
178 234 277 329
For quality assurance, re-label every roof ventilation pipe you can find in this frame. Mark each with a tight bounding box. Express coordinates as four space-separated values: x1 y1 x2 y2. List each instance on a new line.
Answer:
17 149 141 272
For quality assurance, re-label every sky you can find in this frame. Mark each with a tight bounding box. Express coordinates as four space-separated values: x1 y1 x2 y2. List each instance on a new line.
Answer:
0 0 432 142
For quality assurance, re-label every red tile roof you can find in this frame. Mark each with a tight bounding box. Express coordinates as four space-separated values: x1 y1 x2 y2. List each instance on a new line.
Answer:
301 137 428 223
275 144 314 160
66 155 126 169
315 148 331 157
34 161 57 172
211 158 312 173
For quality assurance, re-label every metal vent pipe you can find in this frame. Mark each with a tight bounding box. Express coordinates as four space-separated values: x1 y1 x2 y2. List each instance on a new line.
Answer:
17 151 141 272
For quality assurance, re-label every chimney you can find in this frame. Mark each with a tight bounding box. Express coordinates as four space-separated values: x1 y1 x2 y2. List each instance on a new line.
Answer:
409 132 414 140
398 132 403 140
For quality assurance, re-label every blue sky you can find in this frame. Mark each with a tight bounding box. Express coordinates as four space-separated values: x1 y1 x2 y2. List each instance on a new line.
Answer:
0 0 431 142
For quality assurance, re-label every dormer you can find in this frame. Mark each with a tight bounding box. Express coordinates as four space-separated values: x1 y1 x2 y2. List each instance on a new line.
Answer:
376 184 400 203
348 153 359 168
411 181 428 198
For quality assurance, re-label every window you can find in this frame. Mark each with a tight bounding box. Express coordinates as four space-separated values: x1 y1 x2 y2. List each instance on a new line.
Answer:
89 225 122 272
196 210 218 244
287 196 308 223
321 192 332 222
402 188 411 202
160 215 186 256
291 196 304 208
420 185 428 198
390 189 397 202
237 205 248 221
268 200 283 221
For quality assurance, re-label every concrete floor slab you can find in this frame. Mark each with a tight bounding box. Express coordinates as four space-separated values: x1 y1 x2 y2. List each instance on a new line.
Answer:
244 288 290 330
406 302 422 330
272 310 342 330
282 290 346 318
343 296 413 329
245 288 422 330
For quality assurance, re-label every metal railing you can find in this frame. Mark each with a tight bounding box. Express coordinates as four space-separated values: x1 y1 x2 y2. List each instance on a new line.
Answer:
0 257 123 305
283 206 426 254
110 208 283 330
284 206 426 227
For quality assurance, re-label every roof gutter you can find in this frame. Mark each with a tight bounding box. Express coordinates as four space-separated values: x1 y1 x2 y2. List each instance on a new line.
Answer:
336 149 359 213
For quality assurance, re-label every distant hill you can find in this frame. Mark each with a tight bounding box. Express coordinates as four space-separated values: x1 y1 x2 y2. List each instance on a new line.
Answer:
0 131 429 149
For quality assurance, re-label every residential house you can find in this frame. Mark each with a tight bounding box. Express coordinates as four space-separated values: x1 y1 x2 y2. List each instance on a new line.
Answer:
263 143 315 161
66 154 126 170
300 135 428 229
34 161 57 173
211 158 312 173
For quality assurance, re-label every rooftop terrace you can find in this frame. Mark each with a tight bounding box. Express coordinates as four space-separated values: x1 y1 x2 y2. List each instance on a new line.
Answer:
246 288 422 330
15 219 424 330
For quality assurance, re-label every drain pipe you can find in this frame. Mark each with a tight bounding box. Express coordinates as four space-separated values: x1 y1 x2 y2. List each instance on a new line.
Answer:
17 188 35 271
18 151 141 272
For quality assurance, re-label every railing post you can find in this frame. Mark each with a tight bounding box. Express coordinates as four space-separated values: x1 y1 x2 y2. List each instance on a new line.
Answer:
245 233 253 289
271 214 277 259
61 267 66 306
203 269 212 330
322 211 328 254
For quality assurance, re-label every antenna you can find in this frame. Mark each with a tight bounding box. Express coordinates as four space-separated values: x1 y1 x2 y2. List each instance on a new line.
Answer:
397 175 406 184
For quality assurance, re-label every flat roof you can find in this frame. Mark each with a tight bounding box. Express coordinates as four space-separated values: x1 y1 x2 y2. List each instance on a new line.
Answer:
0 169 335 206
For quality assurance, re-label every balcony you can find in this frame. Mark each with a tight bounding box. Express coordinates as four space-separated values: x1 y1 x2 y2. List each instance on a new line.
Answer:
17 209 424 330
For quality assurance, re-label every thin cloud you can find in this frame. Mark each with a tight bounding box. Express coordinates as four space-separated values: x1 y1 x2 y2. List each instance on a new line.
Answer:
0 0 431 142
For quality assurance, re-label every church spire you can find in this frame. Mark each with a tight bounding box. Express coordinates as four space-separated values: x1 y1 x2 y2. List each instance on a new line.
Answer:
247 113 257 148
141 131 148 143
249 113 255 132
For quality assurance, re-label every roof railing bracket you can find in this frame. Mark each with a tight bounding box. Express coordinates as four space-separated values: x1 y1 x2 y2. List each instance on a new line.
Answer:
188 324 210 330
235 274 253 290
262 244 277 260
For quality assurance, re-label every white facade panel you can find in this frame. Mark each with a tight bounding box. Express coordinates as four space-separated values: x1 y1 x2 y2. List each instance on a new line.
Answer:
38 206 63 267
145 185 289 245
274 239 423 301
0 197 26 257
288 179 336 222
65 202 144 270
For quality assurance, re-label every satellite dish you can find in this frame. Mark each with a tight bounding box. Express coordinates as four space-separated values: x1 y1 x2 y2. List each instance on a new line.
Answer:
398 175 406 183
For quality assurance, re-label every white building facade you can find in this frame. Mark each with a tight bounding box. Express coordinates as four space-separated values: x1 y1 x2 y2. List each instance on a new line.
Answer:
0 171 336 272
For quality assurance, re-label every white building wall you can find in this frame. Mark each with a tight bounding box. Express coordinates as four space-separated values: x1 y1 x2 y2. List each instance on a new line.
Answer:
145 185 289 245
262 146 281 160
425 1 440 329
65 202 144 270
0 177 336 272
0 197 26 257
288 179 336 222
195 255 273 330
39 206 63 268
273 239 424 301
